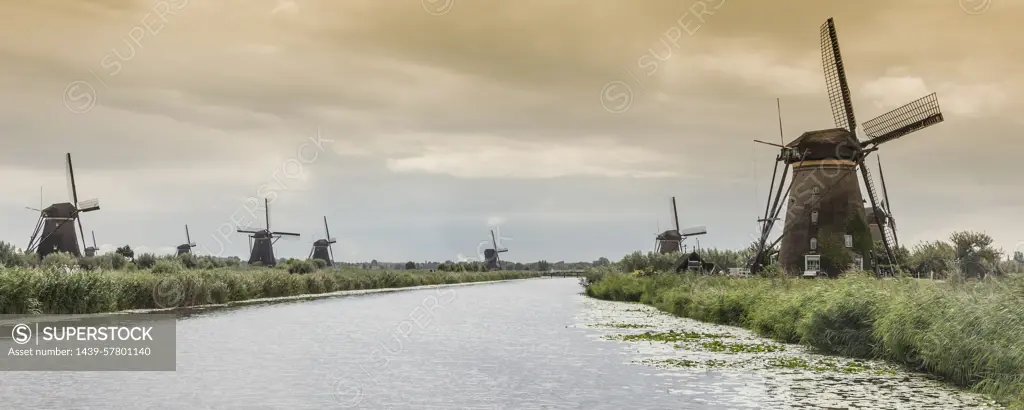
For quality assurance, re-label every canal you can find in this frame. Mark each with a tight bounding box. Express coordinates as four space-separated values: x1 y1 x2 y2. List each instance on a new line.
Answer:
0 278 997 409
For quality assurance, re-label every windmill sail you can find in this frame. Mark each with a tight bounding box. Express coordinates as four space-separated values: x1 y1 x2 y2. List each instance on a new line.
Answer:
821 18 857 136
862 93 944 147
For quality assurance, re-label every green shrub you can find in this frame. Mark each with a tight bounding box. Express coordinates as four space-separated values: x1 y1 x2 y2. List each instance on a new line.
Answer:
42 252 79 271
151 259 184 274
136 253 158 269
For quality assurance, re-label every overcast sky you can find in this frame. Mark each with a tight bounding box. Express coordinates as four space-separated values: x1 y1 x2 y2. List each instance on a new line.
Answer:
1 0 1021 263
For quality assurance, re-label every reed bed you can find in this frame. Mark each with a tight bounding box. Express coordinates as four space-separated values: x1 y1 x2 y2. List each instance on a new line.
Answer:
0 265 542 315
583 270 1024 408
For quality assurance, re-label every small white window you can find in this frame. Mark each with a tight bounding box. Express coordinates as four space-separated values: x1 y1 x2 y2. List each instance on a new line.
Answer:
851 256 864 270
844 234 853 248
811 211 819 224
810 237 818 250
805 255 821 272
811 186 820 194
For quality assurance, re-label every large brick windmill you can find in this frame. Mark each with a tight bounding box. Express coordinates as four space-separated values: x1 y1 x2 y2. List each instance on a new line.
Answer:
26 153 101 259
237 198 300 267
751 17 943 277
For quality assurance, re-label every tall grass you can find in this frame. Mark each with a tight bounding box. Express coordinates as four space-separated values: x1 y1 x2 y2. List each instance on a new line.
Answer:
0 265 542 315
584 271 1024 408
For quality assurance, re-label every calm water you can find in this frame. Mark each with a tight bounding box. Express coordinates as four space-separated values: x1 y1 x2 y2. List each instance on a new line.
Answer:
0 278 998 409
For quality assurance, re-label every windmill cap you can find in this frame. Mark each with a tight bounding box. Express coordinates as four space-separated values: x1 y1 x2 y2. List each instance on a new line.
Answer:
42 203 77 217
656 230 682 240
786 128 861 162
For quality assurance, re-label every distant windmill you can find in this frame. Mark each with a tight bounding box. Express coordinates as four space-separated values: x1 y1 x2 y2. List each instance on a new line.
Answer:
654 197 707 253
483 230 508 270
308 216 337 266
237 198 300 267
26 153 101 258
750 17 943 277
84 231 99 257
176 225 197 256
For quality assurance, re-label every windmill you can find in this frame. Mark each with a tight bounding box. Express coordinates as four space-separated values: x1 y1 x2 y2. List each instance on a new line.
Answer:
236 198 300 267
308 216 337 266
483 230 508 270
654 196 707 254
84 231 99 257
750 17 943 277
176 225 197 256
26 153 101 259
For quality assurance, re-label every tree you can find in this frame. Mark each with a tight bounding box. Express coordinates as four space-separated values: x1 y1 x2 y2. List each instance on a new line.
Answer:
593 257 611 267
846 213 874 262
949 230 1001 278
537 260 550 271
819 233 853 276
115 245 134 261
1015 251 1024 263
405 261 416 270
908 240 956 277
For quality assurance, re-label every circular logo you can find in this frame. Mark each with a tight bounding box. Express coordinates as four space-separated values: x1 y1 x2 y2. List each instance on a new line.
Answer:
959 0 992 15
421 0 454 16
152 277 185 309
600 80 633 114
332 377 363 407
11 323 31 345
63 80 98 114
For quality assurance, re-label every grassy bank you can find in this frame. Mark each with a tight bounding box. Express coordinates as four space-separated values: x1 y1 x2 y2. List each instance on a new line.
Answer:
583 270 1024 408
0 265 543 315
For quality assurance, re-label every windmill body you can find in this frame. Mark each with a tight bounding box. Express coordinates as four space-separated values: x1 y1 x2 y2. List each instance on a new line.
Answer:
237 198 299 267
36 203 84 258
84 230 99 257
176 225 197 256
484 230 508 270
309 216 337 266
752 18 943 277
655 197 706 254
777 129 867 275
27 154 100 259
247 230 278 265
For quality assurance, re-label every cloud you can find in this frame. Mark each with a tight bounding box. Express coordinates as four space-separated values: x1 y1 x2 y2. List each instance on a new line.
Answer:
384 134 680 179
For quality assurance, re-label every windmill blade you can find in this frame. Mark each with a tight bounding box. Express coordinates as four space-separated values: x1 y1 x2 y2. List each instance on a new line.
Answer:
185 224 193 245
323 216 335 263
323 216 331 240
77 198 100 212
25 207 41 212
671 197 680 232
680 226 707 237
237 229 261 234
862 93 943 147
264 198 271 231
490 230 499 251
91 230 98 248
820 18 857 135
273 231 301 240
876 156 892 215
66 153 79 207
65 153 88 248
